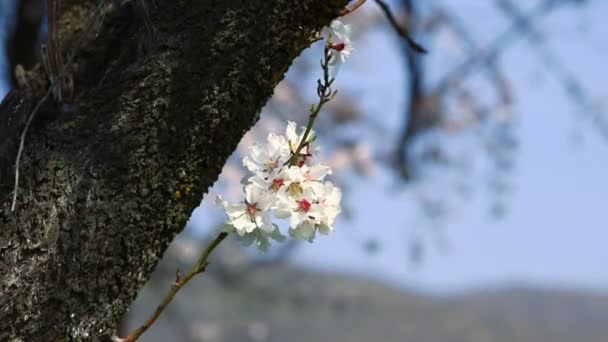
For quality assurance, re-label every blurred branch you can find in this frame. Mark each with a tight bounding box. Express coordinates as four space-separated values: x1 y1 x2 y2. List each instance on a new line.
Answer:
436 7 512 108
393 0 428 179
374 0 426 53
436 0 570 95
494 0 607 137
394 0 591 180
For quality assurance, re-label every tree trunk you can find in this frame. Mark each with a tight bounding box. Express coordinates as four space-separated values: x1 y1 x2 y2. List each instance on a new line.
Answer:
0 0 347 340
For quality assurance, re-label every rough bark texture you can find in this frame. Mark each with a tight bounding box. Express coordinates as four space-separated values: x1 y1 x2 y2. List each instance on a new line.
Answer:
0 0 347 340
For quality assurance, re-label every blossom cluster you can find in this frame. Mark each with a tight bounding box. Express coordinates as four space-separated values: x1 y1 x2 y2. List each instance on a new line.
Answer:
216 20 351 250
217 122 342 250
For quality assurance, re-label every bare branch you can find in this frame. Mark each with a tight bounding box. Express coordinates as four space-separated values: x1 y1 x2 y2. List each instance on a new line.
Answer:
10 88 51 211
116 232 228 342
374 0 426 53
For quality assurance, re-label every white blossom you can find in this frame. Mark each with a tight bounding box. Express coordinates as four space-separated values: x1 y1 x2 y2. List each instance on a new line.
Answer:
275 164 328 199
284 181 342 242
242 132 290 178
215 184 275 236
217 111 341 249
285 121 320 166
215 19 350 249
326 20 353 75
313 181 342 234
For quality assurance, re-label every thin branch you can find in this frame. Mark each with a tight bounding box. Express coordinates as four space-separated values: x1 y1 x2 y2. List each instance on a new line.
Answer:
374 0 426 53
10 2 106 211
436 0 561 94
393 0 425 179
116 232 229 342
438 8 512 106
494 0 607 138
340 0 368 16
10 89 52 211
288 46 336 166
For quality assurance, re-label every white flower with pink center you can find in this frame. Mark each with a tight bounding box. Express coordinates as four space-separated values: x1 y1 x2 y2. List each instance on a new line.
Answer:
217 117 341 248
216 184 275 236
285 182 342 241
312 181 342 234
242 132 290 178
327 20 353 75
285 121 320 167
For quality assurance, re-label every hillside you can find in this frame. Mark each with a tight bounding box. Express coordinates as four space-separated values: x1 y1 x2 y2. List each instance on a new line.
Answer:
124 255 608 342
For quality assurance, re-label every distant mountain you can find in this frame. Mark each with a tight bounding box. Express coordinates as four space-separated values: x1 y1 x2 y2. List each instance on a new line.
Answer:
125 262 608 342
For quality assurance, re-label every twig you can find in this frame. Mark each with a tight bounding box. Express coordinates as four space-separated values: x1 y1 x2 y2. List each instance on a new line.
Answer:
288 46 336 166
493 0 607 138
116 232 229 342
11 88 52 211
436 0 559 94
340 0 368 16
10 2 106 211
374 0 427 53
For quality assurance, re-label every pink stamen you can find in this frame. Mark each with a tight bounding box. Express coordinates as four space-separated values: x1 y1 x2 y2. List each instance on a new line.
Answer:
270 178 285 191
297 199 312 212
331 42 346 51
296 145 313 167
246 203 258 216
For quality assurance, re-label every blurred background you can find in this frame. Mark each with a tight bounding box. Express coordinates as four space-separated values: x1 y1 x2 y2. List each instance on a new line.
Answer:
2 0 608 341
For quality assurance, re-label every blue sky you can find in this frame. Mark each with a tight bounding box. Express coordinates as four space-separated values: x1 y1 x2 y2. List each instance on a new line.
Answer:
0 0 15 98
289 0 608 293
1 0 606 293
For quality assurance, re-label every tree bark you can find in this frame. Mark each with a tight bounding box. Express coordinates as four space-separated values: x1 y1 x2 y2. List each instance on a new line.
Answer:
0 0 347 340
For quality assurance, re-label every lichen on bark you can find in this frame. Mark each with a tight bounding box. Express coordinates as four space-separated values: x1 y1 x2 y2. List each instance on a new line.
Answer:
0 0 348 340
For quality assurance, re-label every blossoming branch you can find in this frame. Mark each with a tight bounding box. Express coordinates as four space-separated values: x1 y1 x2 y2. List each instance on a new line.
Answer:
216 20 354 250
117 18 354 342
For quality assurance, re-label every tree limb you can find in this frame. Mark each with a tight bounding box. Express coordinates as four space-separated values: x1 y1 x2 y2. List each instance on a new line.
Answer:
0 0 348 340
